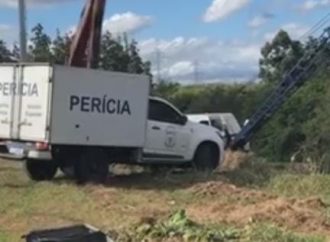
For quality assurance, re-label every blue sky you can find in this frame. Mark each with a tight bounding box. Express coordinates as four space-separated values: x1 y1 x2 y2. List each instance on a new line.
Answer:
0 0 329 83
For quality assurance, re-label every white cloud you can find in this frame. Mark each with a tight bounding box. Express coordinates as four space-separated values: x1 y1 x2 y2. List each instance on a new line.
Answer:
168 61 194 77
300 0 330 11
0 24 10 33
248 13 274 28
264 23 310 41
139 37 261 84
0 0 78 8
203 0 250 23
248 16 267 28
0 24 16 43
68 12 152 38
103 12 152 35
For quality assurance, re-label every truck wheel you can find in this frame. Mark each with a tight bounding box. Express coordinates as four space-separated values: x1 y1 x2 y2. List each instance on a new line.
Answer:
25 159 58 181
59 165 75 178
193 144 219 172
75 148 109 184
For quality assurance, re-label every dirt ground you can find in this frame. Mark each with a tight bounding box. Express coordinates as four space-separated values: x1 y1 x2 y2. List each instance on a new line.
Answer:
0 154 329 241
187 181 330 235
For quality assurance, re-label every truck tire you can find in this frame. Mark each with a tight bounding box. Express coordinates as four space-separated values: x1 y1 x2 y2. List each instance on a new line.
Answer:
25 159 58 181
75 148 109 184
193 143 219 172
59 165 75 178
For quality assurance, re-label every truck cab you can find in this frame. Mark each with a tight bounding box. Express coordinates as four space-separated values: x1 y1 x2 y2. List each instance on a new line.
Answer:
144 97 225 167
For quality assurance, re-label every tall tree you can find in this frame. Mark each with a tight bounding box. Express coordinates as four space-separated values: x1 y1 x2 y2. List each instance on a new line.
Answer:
29 23 52 62
11 43 20 61
52 29 72 64
259 30 304 84
99 31 130 72
0 40 12 62
127 39 144 74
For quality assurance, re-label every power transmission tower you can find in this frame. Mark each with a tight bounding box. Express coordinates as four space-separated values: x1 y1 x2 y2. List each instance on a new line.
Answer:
156 45 161 83
193 60 199 83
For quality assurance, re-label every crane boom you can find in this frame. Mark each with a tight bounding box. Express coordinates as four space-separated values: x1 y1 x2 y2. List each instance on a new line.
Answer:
68 0 106 68
231 27 330 150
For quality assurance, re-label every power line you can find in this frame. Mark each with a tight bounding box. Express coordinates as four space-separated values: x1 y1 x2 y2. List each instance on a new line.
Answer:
265 11 330 79
298 12 330 40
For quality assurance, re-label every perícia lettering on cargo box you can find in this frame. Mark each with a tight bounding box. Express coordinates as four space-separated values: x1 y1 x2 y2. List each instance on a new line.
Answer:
70 95 131 115
0 82 39 97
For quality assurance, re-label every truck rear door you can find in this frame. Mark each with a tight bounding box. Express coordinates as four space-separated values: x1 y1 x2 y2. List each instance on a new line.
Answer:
17 65 52 141
0 64 52 142
0 65 15 139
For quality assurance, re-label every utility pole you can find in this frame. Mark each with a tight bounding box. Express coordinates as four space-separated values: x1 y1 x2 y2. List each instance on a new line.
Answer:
18 0 27 61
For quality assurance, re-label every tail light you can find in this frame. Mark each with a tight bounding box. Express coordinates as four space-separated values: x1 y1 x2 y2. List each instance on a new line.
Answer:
35 142 49 151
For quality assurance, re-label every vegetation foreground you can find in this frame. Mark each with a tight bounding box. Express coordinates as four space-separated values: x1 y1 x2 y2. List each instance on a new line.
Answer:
0 155 330 242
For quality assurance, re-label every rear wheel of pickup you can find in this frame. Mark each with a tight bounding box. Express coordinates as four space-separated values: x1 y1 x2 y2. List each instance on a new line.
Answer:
25 159 58 181
193 143 219 172
75 148 109 184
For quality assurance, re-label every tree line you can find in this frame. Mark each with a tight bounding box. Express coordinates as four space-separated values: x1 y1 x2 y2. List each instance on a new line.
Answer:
0 23 152 79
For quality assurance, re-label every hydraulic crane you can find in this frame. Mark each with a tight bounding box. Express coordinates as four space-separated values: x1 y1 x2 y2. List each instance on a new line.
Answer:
68 0 107 68
231 27 330 150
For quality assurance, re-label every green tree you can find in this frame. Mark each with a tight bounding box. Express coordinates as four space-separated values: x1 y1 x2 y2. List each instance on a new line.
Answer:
127 39 144 74
99 31 130 72
11 43 20 61
152 80 180 98
0 40 12 62
252 29 330 161
259 30 304 84
99 32 152 80
52 30 72 64
29 23 52 62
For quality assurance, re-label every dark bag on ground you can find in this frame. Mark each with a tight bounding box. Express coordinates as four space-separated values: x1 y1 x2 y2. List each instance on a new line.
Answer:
23 224 111 242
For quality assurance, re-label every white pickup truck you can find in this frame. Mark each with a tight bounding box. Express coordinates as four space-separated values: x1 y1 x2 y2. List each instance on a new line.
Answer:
0 63 224 183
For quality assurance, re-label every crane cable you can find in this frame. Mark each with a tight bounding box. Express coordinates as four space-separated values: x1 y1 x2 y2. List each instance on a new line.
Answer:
241 14 330 131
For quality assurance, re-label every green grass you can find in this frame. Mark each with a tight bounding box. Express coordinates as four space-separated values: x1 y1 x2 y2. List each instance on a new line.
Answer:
1 159 330 241
267 174 330 199
242 223 325 242
0 230 17 242
114 210 326 242
266 174 330 224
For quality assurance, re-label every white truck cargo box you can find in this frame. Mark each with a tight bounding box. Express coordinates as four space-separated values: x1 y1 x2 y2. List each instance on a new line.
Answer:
0 64 150 148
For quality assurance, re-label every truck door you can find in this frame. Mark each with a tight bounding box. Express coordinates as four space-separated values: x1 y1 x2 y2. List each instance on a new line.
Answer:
17 65 52 141
0 64 52 142
144 99 190 160
0 65 16 139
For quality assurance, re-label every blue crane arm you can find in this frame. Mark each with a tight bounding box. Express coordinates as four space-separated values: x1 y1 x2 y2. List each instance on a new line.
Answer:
231 27 330 150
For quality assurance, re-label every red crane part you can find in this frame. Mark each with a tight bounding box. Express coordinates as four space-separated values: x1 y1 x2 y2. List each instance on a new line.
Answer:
68 0 106 68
